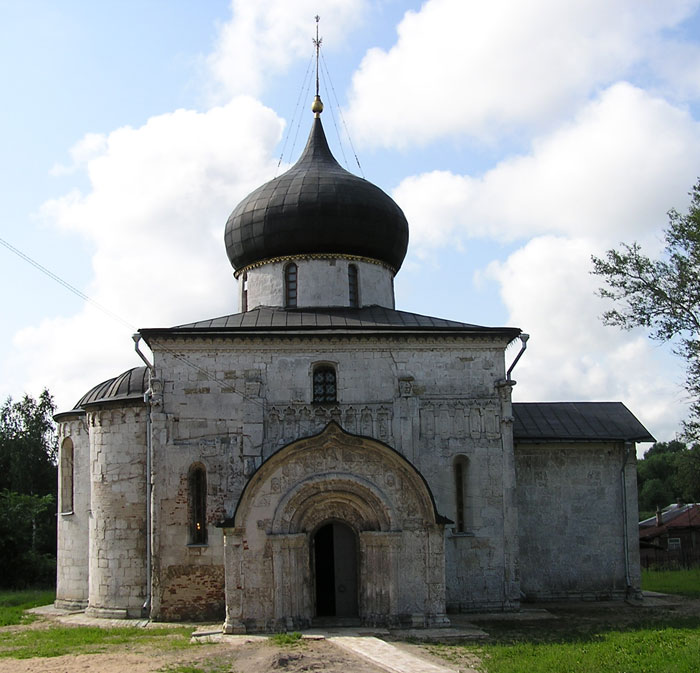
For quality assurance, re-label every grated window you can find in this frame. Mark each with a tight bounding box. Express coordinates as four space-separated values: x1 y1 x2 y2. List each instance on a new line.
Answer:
313 365 337 403
285 263 298 308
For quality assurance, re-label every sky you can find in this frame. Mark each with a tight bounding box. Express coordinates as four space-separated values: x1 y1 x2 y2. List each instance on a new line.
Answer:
2 0 700 449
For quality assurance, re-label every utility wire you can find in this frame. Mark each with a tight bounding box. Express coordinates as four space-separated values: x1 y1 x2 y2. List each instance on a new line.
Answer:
320 51 364 178
289 70 314 162
0 235 135 330
275 51 315 176
0 235 266 409
320 76 349 168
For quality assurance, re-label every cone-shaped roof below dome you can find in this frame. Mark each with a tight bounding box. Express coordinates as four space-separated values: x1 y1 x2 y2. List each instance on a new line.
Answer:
224 116 409 273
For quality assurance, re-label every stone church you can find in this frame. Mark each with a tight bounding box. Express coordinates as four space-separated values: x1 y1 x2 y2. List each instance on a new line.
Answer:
54 93 654 632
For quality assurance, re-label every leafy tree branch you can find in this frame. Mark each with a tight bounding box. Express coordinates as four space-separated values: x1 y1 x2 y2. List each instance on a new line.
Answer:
592 179 700 438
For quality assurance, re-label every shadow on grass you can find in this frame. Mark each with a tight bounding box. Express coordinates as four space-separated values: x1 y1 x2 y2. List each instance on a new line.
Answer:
473 614 700 646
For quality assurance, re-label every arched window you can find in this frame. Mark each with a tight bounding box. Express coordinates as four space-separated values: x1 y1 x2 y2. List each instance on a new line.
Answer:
348 264 359 308
454 456 469 533
313 365 337 404
241 271 248 312
60 437 74 514
189 464 207 545
285 262 298 308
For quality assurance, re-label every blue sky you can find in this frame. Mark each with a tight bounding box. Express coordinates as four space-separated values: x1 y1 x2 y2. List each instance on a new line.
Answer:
2 0 700 447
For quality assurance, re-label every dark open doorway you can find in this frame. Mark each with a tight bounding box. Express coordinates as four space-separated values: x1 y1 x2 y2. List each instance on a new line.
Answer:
313 522 358 618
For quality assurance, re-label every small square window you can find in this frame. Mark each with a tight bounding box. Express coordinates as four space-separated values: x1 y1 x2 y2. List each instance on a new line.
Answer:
313 366 336 403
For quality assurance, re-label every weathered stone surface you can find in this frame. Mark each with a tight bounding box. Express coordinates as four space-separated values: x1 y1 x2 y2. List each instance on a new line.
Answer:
54 329 641 625
515 442 641 601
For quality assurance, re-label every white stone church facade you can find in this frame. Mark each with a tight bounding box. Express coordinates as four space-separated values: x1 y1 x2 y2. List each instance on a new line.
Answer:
54 99 653 632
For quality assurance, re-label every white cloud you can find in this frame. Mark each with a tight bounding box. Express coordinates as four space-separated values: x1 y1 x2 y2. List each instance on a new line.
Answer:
5 96 284 413
392 81 700 441
487 236 689 441
50 133 108 176
207 0 367 101
346 0 699 147
396 84 700 252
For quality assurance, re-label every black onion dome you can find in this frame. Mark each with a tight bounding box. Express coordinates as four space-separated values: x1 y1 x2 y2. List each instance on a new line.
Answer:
224 116 409 272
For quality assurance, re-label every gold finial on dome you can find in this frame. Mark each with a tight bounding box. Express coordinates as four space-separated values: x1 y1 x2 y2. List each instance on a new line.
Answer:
312 15 323 117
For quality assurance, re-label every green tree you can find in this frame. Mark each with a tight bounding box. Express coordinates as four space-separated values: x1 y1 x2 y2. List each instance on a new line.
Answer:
636 440 700 515
591 179 700 439
0 390 57 587
639 478 674 513
0 491 56 587
0 390 57 495
674 443 700 503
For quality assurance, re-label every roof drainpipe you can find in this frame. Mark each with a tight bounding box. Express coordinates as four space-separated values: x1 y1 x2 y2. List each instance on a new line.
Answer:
133 334 154 618
133 333 155 376
494 333 529 607
506 333 529 383
621 441 633 597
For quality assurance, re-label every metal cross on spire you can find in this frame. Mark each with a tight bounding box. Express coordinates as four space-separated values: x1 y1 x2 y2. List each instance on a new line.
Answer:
311 15 324 117
313 15 323 96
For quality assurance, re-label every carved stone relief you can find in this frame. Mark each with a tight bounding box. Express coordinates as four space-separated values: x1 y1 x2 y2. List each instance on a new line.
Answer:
265 404 393 450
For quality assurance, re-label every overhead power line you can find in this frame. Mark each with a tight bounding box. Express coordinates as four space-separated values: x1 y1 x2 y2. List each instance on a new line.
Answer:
0 235 266 409
0 235 135 330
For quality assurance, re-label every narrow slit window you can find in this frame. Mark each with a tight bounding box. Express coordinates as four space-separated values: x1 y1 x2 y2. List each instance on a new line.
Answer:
348 264 359 308
454 457 468 533
60 438 74 513
285 263 298 308
241 271 248 312
189 465 207 545
313 365 337 403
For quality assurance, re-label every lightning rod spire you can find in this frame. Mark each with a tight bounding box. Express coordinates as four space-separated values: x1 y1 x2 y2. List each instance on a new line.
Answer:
311 15 324 117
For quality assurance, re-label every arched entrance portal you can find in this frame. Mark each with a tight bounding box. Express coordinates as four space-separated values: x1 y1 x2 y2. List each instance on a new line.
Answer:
221 423 449 633
313 522 358 617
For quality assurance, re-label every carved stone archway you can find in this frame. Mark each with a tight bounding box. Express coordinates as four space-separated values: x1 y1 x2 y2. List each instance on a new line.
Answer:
220 422 449 633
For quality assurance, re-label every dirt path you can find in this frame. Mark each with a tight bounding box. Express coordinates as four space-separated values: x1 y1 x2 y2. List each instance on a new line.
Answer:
2 594 698 673
0 637 391 673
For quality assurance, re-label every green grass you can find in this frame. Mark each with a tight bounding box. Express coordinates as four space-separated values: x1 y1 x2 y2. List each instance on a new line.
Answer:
0 589 55 626
642 567 700 597
0 625 194 659
158 663 231 673
269 631 303 646
428 617 700 673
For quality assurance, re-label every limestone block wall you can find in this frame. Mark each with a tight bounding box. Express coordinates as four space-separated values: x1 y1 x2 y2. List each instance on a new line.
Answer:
85 403 148 619
55 415 90 609
243 258 395 310
148 331 516 617
515 441 641 600
150 432 227 621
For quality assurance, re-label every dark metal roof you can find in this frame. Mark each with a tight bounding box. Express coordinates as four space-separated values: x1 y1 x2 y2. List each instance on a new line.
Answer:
513 402 655 443
224 116 409 272
55 366 149 419
140 305 521 339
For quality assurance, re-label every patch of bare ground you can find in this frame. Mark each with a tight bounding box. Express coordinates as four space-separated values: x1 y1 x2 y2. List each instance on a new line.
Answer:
0 631 387 673
5 595 699 673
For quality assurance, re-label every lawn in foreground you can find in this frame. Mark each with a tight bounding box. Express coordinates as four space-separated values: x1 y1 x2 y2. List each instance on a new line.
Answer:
428 617 700 673
0 625 194 659
0 589 55 626
642 567 700 597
